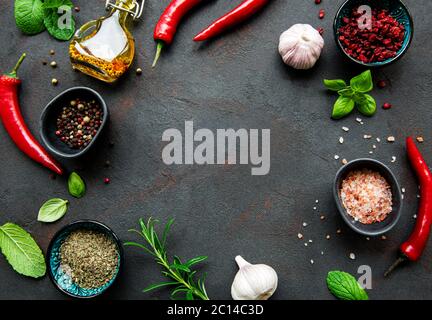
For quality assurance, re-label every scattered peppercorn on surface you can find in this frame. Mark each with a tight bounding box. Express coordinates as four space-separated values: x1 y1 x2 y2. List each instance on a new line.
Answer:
1 0 432 300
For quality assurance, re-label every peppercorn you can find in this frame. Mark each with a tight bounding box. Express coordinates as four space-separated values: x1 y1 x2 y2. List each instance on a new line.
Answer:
377 80 387 88
74 6 80 12
136 68 143 75
319 9 325 19
382 103 392 110
317 27 324 35
104 178 111 184
50 61 57 68
315 0 321 4
56 99 103 149
50 50 55 55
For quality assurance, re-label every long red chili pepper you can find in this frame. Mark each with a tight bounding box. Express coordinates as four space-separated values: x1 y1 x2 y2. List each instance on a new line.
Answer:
193 0 270 42
152 0 205 67
0 54 63 175
384 137 432 277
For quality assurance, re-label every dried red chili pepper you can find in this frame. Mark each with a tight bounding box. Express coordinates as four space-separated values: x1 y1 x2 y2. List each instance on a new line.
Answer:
152 0 205 67
0 54 63 175
384 137 432 277
193 0 270 42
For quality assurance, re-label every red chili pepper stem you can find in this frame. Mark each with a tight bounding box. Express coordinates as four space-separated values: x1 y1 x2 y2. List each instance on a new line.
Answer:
7 53 26 78
152 41 164 68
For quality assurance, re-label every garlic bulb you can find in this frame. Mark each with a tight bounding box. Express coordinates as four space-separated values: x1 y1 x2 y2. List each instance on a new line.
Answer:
231 256 278 300
278 24 324 70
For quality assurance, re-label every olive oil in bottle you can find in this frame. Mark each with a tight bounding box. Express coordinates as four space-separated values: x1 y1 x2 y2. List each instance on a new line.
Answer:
69 0 144 83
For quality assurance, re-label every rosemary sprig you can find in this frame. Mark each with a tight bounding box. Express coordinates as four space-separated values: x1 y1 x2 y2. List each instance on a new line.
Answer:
125 217 210 300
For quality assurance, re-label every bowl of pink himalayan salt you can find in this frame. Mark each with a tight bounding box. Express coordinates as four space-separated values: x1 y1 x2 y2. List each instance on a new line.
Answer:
334 158 402 236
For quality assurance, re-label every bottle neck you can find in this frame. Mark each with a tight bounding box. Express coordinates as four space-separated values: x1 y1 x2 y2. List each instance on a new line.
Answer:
110 0 136 23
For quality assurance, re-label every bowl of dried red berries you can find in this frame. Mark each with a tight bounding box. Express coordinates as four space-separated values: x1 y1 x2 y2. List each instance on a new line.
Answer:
334 0 413 67
40 87 109 158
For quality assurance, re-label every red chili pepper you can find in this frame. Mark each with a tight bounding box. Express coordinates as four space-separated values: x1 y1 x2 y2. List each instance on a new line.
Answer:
193 0 270 42
0 54 63 175
152 0 205 68
384 137 432 277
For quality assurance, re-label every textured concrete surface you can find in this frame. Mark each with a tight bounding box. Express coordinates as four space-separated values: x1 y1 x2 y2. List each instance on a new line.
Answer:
0 0 431 300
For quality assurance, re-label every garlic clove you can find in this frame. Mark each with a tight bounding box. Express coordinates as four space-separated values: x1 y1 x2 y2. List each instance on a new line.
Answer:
231 256 278 300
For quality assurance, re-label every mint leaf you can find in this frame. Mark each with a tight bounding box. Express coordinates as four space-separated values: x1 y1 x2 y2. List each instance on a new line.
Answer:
326 271 368 300
0 223 46 278
350 70 373 93
14 0 46 35
43 0 75 41
68 172 86 198
355 93 377 116
324 79 347 91
37 198 68 223
332 96 355 119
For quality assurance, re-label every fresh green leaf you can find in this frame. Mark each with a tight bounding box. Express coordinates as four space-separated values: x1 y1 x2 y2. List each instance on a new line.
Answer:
0 223 46 278
324 79 347 91
350 70 373 93
68 172 86 198
332 96 355 119
355 93 377 116
185 256 208 268
37 198 68 223
338 87 354 97
143 281 177 292
43 0 75 41
126 218 210 300
326 271 369 300
14 0 46 35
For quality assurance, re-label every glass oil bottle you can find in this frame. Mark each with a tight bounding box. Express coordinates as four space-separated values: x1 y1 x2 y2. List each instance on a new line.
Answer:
69 0 144 83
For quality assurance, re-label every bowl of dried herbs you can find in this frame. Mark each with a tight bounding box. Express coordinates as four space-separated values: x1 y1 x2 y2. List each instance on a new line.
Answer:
47 220 123 298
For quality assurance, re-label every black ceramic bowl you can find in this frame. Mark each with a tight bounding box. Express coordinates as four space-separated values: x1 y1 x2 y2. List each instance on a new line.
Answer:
334 0 414 67
40 87 109 158
333 158 402 236
47 220 123 299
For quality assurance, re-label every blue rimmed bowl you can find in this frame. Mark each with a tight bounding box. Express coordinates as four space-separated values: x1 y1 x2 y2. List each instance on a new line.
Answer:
334 0 414 67
47 220 123 299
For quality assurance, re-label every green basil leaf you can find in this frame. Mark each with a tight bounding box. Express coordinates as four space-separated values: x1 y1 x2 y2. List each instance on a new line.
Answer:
331 96 355 119
14 0 46 35
68 172 86 198
43 0 75 41
327 271 369 300
355 93 377 116
324 79 347 91
38 198 68 223
350 70 373 93
338 87 354 97
0 223 46 278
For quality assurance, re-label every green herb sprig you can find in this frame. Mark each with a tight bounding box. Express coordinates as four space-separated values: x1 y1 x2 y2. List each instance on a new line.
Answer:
14 0 76 41
125 218 210 300
326 271 369 300
324 70 377 119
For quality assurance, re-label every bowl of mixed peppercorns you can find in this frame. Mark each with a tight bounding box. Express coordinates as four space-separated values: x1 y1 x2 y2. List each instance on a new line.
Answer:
334 0 413 67
40 87 109 158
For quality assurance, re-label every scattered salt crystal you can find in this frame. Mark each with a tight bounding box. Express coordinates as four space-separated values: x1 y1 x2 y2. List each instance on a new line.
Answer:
342 158 348 165
326 234 331 240
366 237 370 241
336 229 342 234
320 215 325 220
303 222 308 227
334 155 340 160
321 251 324 255
304 243 308 247
364 135 372 139
369 151 373 154
401 194 404 200
376 137 381 142
339 137 344 144
310 259 314 264
342 127 349 132
373 145 377 149
297 233 303 239
381 235 387 240
417 194 421 198
387 136 395 142
402 188 406 193
391 156 396 163
356 118 362 123
349 253 356 260
309 239 313 243
313 207 317 210
413 214 417 219
315 200 319 203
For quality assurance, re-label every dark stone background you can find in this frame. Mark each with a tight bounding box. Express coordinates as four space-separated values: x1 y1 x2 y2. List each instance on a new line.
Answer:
0 0 431 300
